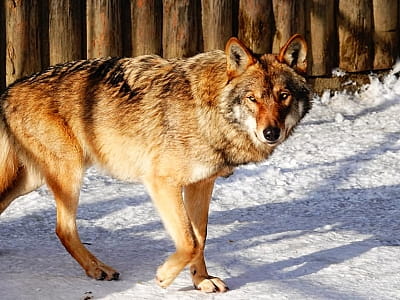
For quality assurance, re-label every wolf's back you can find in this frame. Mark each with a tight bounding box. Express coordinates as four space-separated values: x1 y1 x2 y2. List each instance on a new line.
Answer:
0 115 19 194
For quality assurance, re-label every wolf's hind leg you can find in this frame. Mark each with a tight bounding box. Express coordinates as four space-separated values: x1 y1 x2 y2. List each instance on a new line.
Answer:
184 179 228 293
0 166 43 214
45 161 120 281
32 123 119 280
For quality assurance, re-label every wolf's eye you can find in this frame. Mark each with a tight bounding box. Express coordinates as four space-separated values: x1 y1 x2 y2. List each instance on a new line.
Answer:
278 91 290 101
247 95 257 103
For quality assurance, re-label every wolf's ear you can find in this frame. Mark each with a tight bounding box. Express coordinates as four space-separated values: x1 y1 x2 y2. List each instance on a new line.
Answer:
225 37 256 79
277 34 307 74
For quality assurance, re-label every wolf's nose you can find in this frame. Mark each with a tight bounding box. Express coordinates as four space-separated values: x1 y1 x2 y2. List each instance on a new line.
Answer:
263 127 281 142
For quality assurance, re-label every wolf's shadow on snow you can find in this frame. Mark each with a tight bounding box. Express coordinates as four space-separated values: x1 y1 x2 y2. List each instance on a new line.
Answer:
1 101 400 298
1 178 399 298
213 100 400 296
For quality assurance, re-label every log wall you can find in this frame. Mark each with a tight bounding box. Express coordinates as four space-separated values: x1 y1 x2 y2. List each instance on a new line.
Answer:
1 0 399 91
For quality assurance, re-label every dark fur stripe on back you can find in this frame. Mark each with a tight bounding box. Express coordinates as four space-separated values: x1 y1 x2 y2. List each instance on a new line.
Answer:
88 58 142 101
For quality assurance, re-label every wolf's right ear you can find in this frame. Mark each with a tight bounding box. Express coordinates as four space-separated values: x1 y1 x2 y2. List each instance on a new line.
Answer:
225 37 256 79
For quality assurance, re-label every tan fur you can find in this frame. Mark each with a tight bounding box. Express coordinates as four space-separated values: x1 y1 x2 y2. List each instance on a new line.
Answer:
0 120 18 193
0 35 311 292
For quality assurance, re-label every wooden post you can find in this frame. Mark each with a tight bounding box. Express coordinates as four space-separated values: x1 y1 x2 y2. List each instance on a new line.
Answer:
373 0 398 70
5 0 43 85
202 0 233 51
162 0 202 58
0 0 5 91
131 0 162 56
272 0 306 53
87 0 123 58
49 0 86 65
238 0 274 54
306 0 336 76
338 0 373 72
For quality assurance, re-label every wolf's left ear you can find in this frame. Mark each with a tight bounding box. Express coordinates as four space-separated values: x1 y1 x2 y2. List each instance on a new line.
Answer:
277 34 308 74
225 37 256 79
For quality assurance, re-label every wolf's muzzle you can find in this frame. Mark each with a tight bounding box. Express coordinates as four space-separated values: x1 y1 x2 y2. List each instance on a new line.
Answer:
263 127 281 143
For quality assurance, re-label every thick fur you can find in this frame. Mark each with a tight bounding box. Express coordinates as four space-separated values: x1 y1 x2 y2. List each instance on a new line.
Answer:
0 35 311 292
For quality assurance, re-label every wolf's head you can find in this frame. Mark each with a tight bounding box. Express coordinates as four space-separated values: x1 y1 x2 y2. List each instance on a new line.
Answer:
221 35 311 149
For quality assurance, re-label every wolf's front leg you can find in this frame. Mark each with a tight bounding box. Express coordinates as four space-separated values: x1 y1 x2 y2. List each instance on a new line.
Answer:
184 179 228 293
145 177 198 288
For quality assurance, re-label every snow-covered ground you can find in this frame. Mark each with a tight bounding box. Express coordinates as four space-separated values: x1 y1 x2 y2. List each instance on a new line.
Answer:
1 65 400 300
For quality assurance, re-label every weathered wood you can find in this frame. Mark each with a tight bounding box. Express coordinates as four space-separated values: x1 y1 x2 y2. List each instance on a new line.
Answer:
0 0 5 91
202 0 233 51
87 0 123 58
338 0 373 72
238 0 274 54
49 0 85 65
131 0 162 56
373 0 398 69
162 0 202 58
5 0 43 85
40 1 49 69
232 0 240 37
306 0 336 76
272 0 306 53
1 0 400 80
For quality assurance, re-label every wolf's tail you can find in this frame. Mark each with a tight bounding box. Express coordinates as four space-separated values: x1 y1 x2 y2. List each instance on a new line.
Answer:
0 118 19 195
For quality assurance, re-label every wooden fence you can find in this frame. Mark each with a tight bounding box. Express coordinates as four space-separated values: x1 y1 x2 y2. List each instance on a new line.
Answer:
1 0 399 91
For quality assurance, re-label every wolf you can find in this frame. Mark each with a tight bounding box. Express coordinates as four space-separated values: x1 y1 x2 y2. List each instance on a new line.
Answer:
0 34 311 292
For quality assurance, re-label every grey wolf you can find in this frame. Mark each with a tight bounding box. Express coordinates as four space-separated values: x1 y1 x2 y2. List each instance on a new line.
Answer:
0 34 311 293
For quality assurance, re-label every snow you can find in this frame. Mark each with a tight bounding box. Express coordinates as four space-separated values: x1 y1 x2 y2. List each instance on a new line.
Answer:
1 65 400 299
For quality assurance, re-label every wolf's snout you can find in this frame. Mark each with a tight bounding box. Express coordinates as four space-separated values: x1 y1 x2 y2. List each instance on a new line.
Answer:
263 127 281 143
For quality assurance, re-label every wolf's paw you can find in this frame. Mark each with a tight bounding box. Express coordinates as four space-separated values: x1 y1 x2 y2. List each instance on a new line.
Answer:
86 262 120 281
155 265 179 288
155 273 175 289
194 276 229 293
